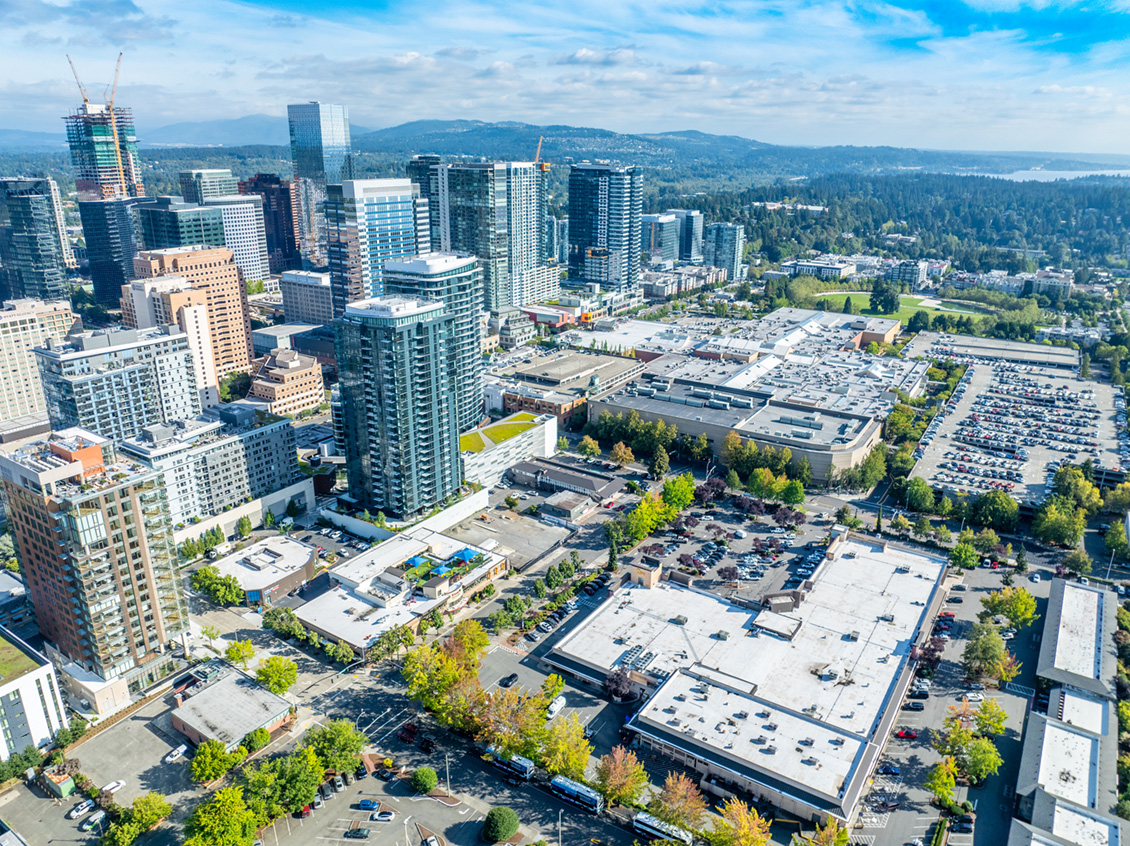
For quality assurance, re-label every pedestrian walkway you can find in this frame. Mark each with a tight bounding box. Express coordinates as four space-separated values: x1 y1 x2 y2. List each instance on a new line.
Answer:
1005 681 1035 698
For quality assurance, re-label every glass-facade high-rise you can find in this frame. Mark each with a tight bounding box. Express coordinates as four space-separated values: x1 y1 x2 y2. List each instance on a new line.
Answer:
335 297 460 518
0 178 70 301
383 254 485 432
568 163 642 292
406 154 443 250
325 179 430 317
179 169 239 204
79 197 155 308
704 222 746 282
642 213 680 269
63 103 145 201
239 174 301 273
288 102 354 267
668 209 704 264
136 196 226 252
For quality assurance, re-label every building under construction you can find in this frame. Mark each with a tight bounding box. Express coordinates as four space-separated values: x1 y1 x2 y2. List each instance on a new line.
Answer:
64 102 144 200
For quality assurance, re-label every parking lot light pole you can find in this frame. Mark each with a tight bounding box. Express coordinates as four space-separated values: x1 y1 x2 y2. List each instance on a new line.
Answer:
558 809 562 846
445 752 450 792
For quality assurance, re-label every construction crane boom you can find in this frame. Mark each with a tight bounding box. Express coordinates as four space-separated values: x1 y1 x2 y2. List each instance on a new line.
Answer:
106 53 128 194
66 54 89 106
534 135 543 164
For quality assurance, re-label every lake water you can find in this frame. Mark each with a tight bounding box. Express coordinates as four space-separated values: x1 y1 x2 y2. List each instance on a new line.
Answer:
994 169 1130 182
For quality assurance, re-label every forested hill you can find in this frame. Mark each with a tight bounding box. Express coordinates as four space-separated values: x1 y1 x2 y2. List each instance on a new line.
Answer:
657 173 1130 272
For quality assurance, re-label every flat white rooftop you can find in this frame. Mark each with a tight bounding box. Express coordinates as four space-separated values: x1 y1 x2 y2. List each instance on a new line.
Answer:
295 584 436 649
210 537 313 592
1059 690 1108 736
1054 583 1105 681
1037 721 1100 808
1051 803 1121 846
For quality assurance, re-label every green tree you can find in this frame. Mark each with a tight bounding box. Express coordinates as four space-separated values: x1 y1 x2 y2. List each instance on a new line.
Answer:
924 757 957 805
534 579 547 599
411 766 438 793
973 698 1009 738
505 495 519 510
578 436 601 458
183 786 258 846
964 736 1003 783
540 712 591 780
1106 521 1130 560
129 792 173 831
913 515 933 539
871 279 902 315
904 478 935 513
651 772 708 830
1053 466 1104 515
555 436 569 453
970 490 1018 531
191 739 238 783
262 607 304 638
650 445 670 479
972 528 1000 555
264 510 276 529
1033 496 1087 547
963 624 1006 678
224 639 255 670
908 310 931 332
201 625 221 651
302 719 366 773
235 515 253 538
936 524 952 544
274 747 324 813
1063 548 1093 576
949 543 978 570
1081 352 1091 379
610 441 634 467
242 727 271 753
104 820 142 846
661 473 696 513
1014 545 1028 573
595 745 649 807
218 372 252 403
256 656 298 695
890 514 912 534
483 807 520 843
239 759 284 826
842 296 854 314
780 479 805 506
981 586 1039 629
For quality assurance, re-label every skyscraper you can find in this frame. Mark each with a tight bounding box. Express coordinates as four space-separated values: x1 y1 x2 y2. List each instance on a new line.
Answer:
383 254 484 432
642 213 679 269
63 102 144 200
0 177 71 300
204 194 270 283
704 222 746 282
335 297 460 518
325 179 430 317
406 154 442 250
0 300 80 425
135 196 226 252
239 173 301 273
555 218 569 263
668 209 704 264
506 163 558 306
179 169 239 204
0 429 186 699
568 163 642 292
78 197 154 308
288 102 353 267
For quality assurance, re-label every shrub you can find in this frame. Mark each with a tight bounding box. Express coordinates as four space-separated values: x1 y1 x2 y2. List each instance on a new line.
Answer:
242 728 270 753
410 767 438 794
483 806 520 842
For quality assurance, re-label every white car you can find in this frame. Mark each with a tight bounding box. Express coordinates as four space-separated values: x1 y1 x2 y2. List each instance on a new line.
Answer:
67 799 95 819
101 780 126 794
1029 574 1041 583
164 744 188 764
546 694 567 720
963 692 985 703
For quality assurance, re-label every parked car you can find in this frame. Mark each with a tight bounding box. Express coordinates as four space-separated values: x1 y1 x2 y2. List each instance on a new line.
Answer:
164 744 188 764
896 729 918 739
313 794 324 809
370 811 396 823
903 702 925 712
952 823 974 833
877 764 900 775
299 804 312 818
80 811 107 832
101 780 126 794
908 690 930 700
419 736 436 754
356 765 369 780
344 829 371 840
964 692 985 702
67 799 96 819
499 673 519 688
947 596 964 604
358 799 380 810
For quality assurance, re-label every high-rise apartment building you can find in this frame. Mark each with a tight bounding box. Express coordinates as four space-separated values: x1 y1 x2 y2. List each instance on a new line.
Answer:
0 429 187 696
78 197 153 308
325 179 430 317
179 169 239 204
546 214 559 263
120 405 298 528
642 213 679 269
406 154 443 250
335 297 460 517
383 254 484 432
239 174 301 273
46 177 77 270
135 196 226 252
703 222 746 282
668 209 704 264
555 218 569 263
568 163 642 292
279 270 334 325
0 177 71 301
204 195 270 283
35 326 201 442
0 300 80 425
288 102 353 267
506 163 557 306
63 103 145 201
130 247 253 381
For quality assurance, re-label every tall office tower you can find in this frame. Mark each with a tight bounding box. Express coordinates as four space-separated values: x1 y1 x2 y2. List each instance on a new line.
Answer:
406 154 442 249
0 429 186 700
46 178 77 269
130 247 253 381
279 270 334 325
179 169 239 204
78 197 153 308
288 102 353 267
556 218 569 263
383 254 484 432
703 222 746 282
35 326 201 442
204 194 270 283
642 213 680 269
325 179 430 317
0 300 80 424
239 174 301 273
545 214 559 261
568 163 642 292
668 209 704 263
0 177 71 300
63 103 145 200
335 297 460 518
135 196 226 252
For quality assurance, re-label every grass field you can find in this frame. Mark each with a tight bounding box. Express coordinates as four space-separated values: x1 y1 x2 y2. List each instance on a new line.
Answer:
459 431 486 453
482 419 535 444
814 293 990 324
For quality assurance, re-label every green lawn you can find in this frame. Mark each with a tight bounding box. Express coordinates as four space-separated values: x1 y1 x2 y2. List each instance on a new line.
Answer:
459 431 486 453
814 293 989 324
483 419 535 444
0 633 37 684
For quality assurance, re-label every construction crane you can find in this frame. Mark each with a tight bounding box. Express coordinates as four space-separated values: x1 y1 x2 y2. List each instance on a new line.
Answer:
66 54 90 106
534 135 550 172
105 53 128 193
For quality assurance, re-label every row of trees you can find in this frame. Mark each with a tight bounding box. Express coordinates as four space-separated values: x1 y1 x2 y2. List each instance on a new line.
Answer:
925 697 1008 807
720 431 812 487
191 565 244 606
179 527 228 561
100 792 173 846
260 606 366 664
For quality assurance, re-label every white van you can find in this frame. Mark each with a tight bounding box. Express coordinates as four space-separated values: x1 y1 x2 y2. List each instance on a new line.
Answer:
546 695 567 720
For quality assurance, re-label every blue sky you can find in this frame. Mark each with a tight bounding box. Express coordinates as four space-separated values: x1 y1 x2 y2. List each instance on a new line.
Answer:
2 0 1129 152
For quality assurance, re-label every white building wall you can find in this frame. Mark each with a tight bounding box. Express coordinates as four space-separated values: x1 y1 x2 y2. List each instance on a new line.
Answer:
0 632 67 760
207 196 270 283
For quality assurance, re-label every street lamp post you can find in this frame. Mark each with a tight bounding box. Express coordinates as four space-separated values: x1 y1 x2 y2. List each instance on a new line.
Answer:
558 809 563 846
445 752 451 794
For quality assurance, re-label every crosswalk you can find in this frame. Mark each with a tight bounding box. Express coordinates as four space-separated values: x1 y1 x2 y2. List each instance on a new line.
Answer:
1005 681 1036 698
848 836 876 846
859 812 890 829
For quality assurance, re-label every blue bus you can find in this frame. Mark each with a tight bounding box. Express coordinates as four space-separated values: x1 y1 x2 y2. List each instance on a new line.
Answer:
632 812 694 845
549 775 604 814
488 747 536 780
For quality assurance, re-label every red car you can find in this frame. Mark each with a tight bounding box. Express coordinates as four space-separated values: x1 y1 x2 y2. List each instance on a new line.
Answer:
896 729 918 739
397 722 418 742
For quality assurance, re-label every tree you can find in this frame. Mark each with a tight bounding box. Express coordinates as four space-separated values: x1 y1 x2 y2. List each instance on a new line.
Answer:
905 478 935 513
970 490 1019 532
302 719 366 773
218 372 252 403
1063 548 1093 577
949 543 978 570
610 441 634 467
411 767 438 793
964 736 1003 783
556 436 569 453
242 727 271 754
594 745 649 807
534 579 547 599
962 624 1006 678
604 666 633 699
273 747 323 813
479 685 548 760
256 656 298 696
264 510 276 529
129 792 172 831
225 639 255 670
1014 545 1028 572
989 652 1023 684
780 479 805 507
1107 522 1130 560
890 514 912 535
262 607 304 639
239 759 284 827
1053 466 1104 515
724 468 742 491
578 436 601 458
908 310 931 332
541 712 591 780
924 757 957 805
104 820 142 846
650 445 670 479
1033 495 1088 547
184 786 258 846
661 473 696 513
483 807 520 843
191 739 238 783
981 586 1039 629
192 565 246 606
235 515 253 538
913 515 933 539
1081 352 1091 379
286 498 301 518
973 698 1009 738
505 495 519 510
936 524 952 544
842 296 854 315
972 528 1000 555
708 797 772 846
651 772 708 830
201 625 221 651
796 821 849 846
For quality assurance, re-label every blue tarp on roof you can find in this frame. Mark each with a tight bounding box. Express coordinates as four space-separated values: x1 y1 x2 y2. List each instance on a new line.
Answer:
431 565 453 576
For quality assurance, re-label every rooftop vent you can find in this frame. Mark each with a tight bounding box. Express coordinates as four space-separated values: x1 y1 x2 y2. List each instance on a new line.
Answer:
764 746 777 755
715 631 730 641
673 615 688 625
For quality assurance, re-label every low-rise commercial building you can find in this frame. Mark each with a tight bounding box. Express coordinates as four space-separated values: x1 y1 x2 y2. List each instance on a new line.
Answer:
171 664 291 752
487 349 644 423
508 458 623 499
781 255 856 280
251 323 323 357
208 537 317 607
0 573 34 633
249 349 324 416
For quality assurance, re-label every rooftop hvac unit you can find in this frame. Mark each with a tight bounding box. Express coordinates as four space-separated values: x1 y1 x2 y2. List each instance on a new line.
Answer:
766 722 778 731
715 631 730 640
673 615 688 625
765 746 777 755
800 737 814 746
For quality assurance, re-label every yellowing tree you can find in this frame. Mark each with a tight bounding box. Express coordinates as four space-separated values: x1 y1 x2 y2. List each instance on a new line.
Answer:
651 772 709 830
708 798 771 846
594 745 649 807
610 441 635 467
981 586 1039 629
974 697 1009 738
540 712 591 780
